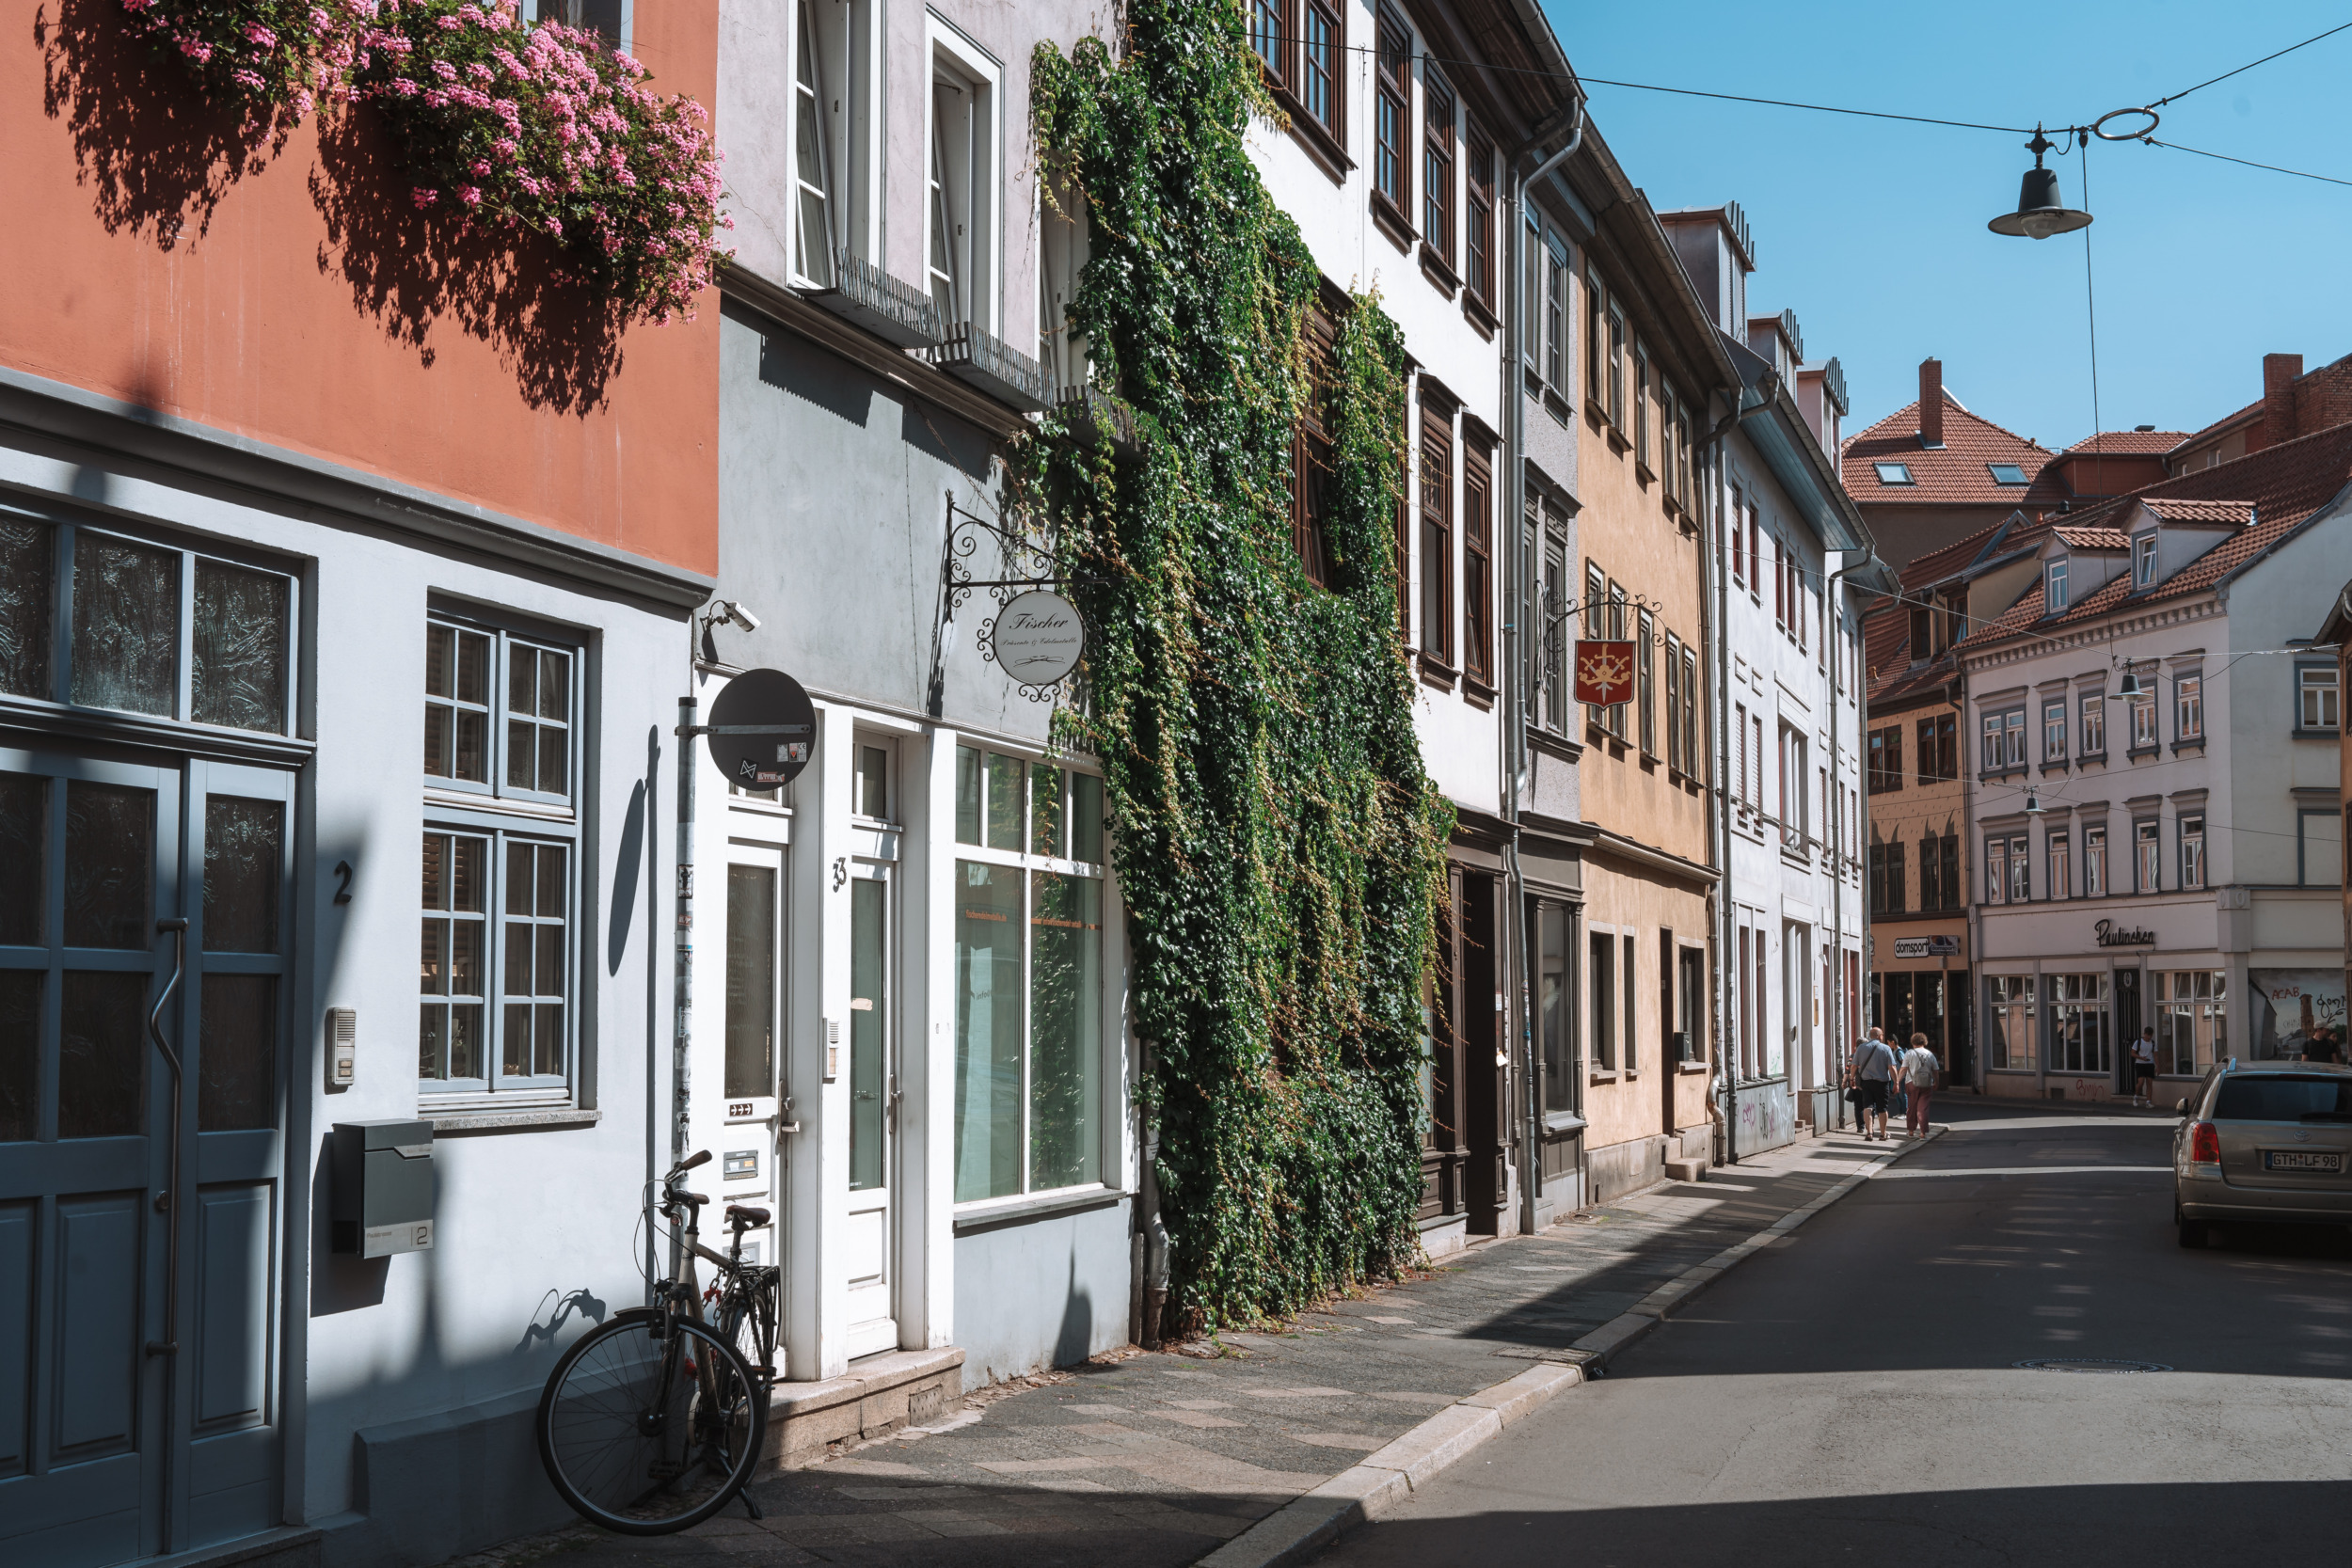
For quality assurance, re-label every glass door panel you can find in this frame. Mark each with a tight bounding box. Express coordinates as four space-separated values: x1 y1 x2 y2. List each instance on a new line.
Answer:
841 864 895 1359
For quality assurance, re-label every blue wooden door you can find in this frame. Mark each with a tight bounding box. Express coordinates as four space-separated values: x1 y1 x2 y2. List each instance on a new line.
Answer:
0 751 291 1566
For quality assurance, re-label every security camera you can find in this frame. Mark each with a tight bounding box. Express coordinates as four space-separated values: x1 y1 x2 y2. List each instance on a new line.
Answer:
727 602 761 633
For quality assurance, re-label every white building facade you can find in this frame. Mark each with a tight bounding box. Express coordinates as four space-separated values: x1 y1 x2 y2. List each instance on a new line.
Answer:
1963 476 2350 1101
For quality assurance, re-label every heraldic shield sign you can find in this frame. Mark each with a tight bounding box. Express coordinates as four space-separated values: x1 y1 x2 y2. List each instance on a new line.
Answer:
706 667 818 788
1573 641 1637 706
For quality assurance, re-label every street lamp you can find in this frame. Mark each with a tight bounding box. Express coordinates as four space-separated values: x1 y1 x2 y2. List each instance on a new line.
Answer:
2026 788 2045 815
1988 128 2093 240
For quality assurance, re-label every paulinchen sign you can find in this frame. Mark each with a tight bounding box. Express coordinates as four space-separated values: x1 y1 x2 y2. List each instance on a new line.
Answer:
986 590 1087 689
2093 918 2156 947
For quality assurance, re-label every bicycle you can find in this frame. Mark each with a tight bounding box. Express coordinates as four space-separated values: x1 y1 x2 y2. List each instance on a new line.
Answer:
535 1149 784 1533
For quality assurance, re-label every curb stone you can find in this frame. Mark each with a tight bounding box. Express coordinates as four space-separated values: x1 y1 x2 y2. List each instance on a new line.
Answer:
1201 1124 1947 1568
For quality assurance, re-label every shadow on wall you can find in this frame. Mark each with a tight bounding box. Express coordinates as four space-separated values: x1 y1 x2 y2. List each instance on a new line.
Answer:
36 0 294 249
37 1 629 412
307 109 627 415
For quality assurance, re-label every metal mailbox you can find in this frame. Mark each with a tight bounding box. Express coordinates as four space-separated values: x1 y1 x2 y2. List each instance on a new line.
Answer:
331 1118 436 1258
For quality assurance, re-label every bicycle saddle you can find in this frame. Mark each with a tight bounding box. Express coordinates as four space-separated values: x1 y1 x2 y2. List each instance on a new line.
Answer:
725 1204 771 1229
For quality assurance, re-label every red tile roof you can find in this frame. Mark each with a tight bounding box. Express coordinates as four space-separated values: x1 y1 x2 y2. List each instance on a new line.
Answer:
2051 526 2130 549
1966 421 2352 648
1842 393 2065 509
2140 499 2255 526
2063 430 2189 456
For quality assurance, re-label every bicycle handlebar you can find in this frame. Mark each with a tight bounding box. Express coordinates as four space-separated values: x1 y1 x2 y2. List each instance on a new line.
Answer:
675 1148 712 1174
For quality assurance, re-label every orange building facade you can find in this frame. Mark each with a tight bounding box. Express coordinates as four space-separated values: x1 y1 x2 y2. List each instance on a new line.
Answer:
1 8 719 1566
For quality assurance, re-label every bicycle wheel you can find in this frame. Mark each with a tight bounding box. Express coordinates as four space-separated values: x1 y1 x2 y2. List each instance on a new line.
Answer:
537 1313 766 1534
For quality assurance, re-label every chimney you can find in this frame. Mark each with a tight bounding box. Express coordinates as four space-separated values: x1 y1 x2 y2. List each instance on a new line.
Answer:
2253 352 2303 452
1919 358 1944 448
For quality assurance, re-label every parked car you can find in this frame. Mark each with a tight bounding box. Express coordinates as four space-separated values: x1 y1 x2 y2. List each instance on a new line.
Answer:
2173 1062 2352 1246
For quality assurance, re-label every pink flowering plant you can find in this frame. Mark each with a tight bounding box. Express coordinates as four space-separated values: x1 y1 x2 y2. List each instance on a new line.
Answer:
119 0 360 128
122 0 727 325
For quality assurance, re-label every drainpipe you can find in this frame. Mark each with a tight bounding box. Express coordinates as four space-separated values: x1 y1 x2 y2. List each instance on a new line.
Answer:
1504 89 1583 1234
1827 557 1861 1132
1697 386 1745 1162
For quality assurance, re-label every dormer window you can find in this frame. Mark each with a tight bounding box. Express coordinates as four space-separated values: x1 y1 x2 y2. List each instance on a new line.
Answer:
1874 462 1914 485
2133 532 2157 588
2046 560 2068 610
1988 464 2028 486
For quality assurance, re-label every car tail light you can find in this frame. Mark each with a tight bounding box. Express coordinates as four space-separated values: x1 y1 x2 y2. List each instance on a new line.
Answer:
2188 1121 2221 1164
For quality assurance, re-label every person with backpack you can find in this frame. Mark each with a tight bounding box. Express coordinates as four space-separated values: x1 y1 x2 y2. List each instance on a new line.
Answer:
1900 1034 1940 1136
1848 1027 1897 1142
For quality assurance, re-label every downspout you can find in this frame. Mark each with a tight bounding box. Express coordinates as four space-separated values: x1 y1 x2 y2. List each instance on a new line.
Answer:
1506 90 1582 1235
1698 384 1746 1163
1826 558 1861 1131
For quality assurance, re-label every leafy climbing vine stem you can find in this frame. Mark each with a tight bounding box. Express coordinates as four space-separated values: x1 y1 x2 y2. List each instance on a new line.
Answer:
1021 0 1452 1332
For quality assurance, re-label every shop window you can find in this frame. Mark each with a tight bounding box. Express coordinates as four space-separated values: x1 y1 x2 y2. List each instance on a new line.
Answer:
952 747 1109 1203
1987 975 2036 1070
2045 973 2111 1074
2154 971 2226 1075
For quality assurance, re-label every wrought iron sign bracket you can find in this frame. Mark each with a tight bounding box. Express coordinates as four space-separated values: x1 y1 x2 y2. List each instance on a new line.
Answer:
930 493 1105 709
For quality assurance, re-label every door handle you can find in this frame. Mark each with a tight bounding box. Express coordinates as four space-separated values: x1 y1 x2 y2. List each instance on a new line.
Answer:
147 917 188 1358
886 1072 903 1130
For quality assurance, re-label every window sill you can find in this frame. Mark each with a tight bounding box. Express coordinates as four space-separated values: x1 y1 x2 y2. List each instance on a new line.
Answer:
1417 243 1461 300
1418 652 1460 692
1461 673 1497 710
2040 761 2069 776
1677 1061 1711 1074
1635 457 1657 487
424 785 577 824
1540 387 1574 428
952 1186 1127 1235
1588 1069 1621 1085
426 1105 601 1133
1370 190 1415 255
1541 1112 1587 1135
1604 425 1631 457
1461 290 1499 340
2127 745 2161 761
2290 727 2342 741
2170 739 2206 755
1527 725 1585 763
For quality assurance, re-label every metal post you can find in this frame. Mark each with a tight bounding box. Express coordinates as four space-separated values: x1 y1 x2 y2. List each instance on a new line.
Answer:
675 696 698 1167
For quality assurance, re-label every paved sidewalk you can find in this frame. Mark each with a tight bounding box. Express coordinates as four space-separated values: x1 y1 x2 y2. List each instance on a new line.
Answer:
481 1124 1924 1568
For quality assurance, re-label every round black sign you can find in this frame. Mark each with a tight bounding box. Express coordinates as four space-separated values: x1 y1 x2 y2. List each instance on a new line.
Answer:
706 669 818 789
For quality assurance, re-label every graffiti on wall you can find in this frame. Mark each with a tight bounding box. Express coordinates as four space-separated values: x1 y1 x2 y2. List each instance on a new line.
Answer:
2251 969 2348 1060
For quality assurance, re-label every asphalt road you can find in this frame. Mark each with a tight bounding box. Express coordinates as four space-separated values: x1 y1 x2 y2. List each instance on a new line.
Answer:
1313 1100 2352 1568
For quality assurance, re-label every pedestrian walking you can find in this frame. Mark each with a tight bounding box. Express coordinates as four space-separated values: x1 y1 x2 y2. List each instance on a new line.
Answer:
2131 1028 2157 1107
1901 1034 1939 1136
1848 1027 1897 1141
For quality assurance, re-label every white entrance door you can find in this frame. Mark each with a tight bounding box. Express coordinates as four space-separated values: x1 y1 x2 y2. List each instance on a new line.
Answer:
840 862 897 1357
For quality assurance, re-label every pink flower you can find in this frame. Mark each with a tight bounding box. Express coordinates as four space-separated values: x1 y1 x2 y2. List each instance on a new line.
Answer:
243 23 278 48
412 187 440 207
469 159 492 176
431 59 456 81
458 185 483 207
179 39 214 63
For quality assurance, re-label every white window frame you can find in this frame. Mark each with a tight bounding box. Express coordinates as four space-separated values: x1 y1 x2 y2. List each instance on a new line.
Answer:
2136 818 2161 892
786 0 878 287
2296 663 2339 731
2174 672 2203 743
2133 531 2157 587
2042 699 2067 763
2046 559 2068 610
2179 815 2205 890
418 819 580 1102
2079 690 2106 756
2048 831 2071 900
924 16 1004 335
949 744 1115 1212
2084 825 2107 896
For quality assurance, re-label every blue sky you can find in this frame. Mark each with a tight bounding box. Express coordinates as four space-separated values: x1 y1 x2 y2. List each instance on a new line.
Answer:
1542 1 2352 450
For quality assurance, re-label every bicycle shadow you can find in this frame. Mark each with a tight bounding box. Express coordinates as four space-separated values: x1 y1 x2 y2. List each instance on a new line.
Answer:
516 1288 616 1355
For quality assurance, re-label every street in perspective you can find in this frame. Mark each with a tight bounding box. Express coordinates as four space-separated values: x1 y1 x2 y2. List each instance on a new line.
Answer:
2 5 2348 1568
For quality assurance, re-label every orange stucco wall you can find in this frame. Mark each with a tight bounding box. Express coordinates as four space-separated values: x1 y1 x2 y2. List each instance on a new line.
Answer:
4 2 718 576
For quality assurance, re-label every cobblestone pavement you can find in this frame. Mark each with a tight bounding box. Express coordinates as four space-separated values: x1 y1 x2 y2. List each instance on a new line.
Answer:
480 1126 1904 1568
